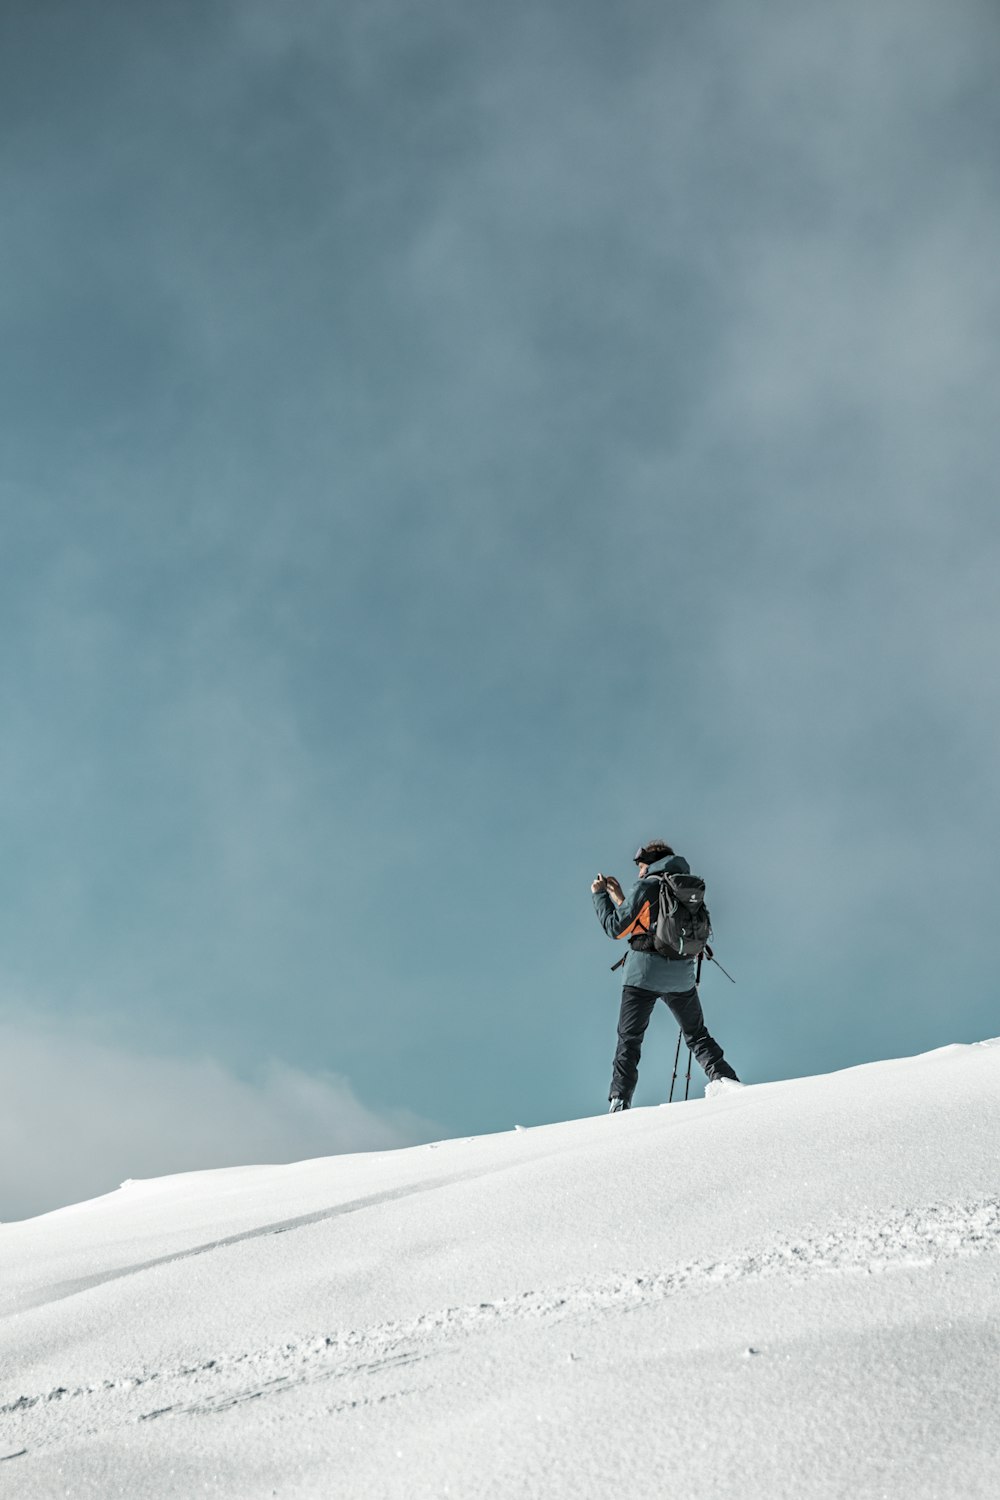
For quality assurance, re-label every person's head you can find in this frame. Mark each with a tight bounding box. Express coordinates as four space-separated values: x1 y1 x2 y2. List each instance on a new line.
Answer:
633 839 674 877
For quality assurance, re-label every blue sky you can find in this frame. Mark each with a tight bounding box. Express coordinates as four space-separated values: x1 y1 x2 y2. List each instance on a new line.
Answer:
2 0 999 1219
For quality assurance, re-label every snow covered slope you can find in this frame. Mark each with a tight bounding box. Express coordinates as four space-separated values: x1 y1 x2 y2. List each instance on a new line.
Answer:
3 1042 999 1499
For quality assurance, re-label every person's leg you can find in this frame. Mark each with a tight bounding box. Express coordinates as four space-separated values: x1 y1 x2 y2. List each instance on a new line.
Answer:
610 986 659 1104
665 987 739 1082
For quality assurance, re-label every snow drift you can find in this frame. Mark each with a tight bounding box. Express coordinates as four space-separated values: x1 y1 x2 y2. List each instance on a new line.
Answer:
2 1041 999 1498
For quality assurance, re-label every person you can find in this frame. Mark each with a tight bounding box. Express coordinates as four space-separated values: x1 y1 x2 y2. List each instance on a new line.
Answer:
591 839 739 1110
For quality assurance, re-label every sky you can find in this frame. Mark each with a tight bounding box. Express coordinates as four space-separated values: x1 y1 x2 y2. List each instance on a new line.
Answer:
2 0 999 1220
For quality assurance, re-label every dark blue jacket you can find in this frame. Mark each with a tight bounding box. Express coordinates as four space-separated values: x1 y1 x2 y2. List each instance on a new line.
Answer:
592 854 698 994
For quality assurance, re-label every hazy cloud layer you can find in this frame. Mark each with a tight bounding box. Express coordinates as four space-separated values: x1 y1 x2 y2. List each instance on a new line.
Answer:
0 1013 435 1223
1 0 998 1151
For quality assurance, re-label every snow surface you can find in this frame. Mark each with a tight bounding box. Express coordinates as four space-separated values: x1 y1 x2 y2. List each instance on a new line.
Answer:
3 1041 999 1498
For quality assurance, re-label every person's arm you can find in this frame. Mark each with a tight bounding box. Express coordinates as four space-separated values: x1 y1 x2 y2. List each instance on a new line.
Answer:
592 878 651 939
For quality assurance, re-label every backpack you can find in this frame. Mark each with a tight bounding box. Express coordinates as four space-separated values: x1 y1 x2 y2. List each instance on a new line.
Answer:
652 872 712 958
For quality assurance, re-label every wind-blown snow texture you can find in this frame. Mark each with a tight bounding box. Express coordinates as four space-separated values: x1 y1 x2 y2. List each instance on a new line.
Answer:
3 1042 999 1498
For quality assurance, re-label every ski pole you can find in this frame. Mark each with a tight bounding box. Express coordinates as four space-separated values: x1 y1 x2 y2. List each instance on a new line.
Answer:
668 1029 682 1103
684 1041 693 1100
704 946 736 984
708 954 736 983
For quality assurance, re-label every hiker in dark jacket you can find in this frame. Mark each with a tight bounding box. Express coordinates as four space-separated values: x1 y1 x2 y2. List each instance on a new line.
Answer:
592 839 739 1111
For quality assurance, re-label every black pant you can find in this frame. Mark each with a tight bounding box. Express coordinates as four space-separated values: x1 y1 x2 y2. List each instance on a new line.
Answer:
610 985 738 1103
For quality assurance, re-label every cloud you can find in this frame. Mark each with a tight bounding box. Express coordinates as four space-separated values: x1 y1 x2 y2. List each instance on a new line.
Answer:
2 0 998 1127
0 1013 436 1224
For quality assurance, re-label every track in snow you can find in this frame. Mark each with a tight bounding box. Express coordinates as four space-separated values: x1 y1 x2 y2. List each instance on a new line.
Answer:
5 1194 999 1457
